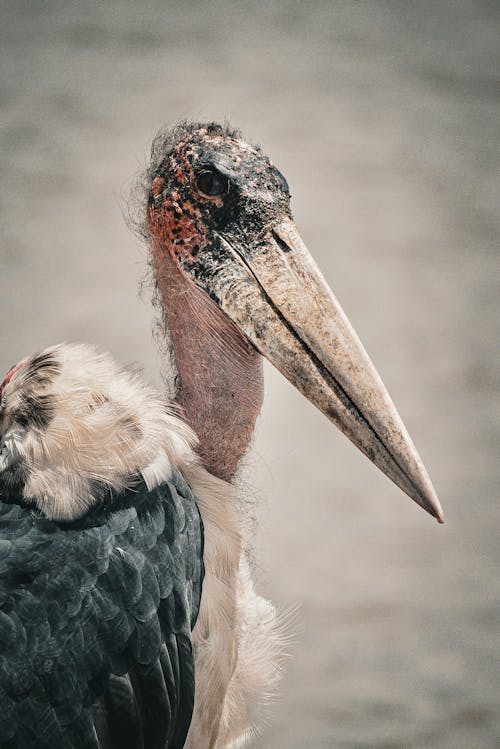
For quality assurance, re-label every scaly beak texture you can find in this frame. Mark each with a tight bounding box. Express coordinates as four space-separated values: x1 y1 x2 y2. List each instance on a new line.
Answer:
200 218 443 522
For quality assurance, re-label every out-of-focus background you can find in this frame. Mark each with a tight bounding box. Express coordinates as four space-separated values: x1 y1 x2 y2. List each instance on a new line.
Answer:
1 1 498 747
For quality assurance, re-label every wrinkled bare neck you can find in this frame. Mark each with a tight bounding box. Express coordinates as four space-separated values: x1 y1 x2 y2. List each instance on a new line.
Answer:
152 248 264 482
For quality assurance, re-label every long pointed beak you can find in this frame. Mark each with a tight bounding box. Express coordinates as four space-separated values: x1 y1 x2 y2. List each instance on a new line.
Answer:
193 218 443 522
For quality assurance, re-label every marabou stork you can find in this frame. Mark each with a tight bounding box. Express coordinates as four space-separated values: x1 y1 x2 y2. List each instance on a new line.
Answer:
0 122 443 749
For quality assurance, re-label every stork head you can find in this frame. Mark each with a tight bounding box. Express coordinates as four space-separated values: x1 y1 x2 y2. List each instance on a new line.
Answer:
146 122 291 269
145 121 443 522
0 343 193 521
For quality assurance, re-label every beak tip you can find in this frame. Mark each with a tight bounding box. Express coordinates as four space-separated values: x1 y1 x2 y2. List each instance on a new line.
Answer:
419 487 444 524
432 505 444 524
435 505 445 524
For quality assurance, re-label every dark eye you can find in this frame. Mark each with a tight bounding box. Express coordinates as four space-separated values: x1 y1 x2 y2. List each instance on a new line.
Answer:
195 168 228 198
275 168 290 195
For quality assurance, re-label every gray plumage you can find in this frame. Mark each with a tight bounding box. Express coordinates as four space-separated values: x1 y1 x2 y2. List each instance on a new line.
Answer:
0 344 204 748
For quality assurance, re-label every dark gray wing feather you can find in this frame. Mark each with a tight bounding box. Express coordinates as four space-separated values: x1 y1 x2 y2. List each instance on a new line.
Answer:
0 472 203 749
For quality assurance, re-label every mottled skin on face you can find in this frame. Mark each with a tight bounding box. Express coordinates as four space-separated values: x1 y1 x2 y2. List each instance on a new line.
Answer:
147 123 291 271
145 122 291 481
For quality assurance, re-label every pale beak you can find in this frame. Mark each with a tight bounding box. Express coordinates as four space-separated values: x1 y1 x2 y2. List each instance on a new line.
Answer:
193 218 443 522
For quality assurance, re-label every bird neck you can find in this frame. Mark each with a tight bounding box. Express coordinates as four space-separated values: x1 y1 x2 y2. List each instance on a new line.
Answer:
152 246 264 482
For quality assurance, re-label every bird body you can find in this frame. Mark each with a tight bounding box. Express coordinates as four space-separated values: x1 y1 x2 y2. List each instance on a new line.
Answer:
0 343 282 748
0 475 202 749
0 121 443 747
0 344 204 748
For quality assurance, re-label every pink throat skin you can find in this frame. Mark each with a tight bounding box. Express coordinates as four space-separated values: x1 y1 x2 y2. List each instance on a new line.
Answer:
152 243 264 482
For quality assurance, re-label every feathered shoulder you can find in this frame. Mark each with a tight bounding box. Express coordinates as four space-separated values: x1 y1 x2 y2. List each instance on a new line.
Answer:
0 343 198 521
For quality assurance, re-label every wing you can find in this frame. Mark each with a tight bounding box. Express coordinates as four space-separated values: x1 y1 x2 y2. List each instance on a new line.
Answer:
0 471 203 749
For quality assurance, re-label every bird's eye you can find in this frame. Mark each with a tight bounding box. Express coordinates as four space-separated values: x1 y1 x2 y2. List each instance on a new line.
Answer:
275 168 290 195
195 168 228 198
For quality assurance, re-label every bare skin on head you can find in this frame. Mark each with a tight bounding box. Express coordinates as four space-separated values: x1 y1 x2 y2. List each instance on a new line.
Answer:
144 121 443 522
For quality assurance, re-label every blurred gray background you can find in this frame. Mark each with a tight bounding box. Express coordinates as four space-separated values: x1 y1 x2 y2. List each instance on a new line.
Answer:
1 1 498 747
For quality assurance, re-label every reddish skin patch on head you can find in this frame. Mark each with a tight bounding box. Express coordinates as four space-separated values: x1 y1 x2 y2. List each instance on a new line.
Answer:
148 142 216 266
148 201 207 266
151 176 165 197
